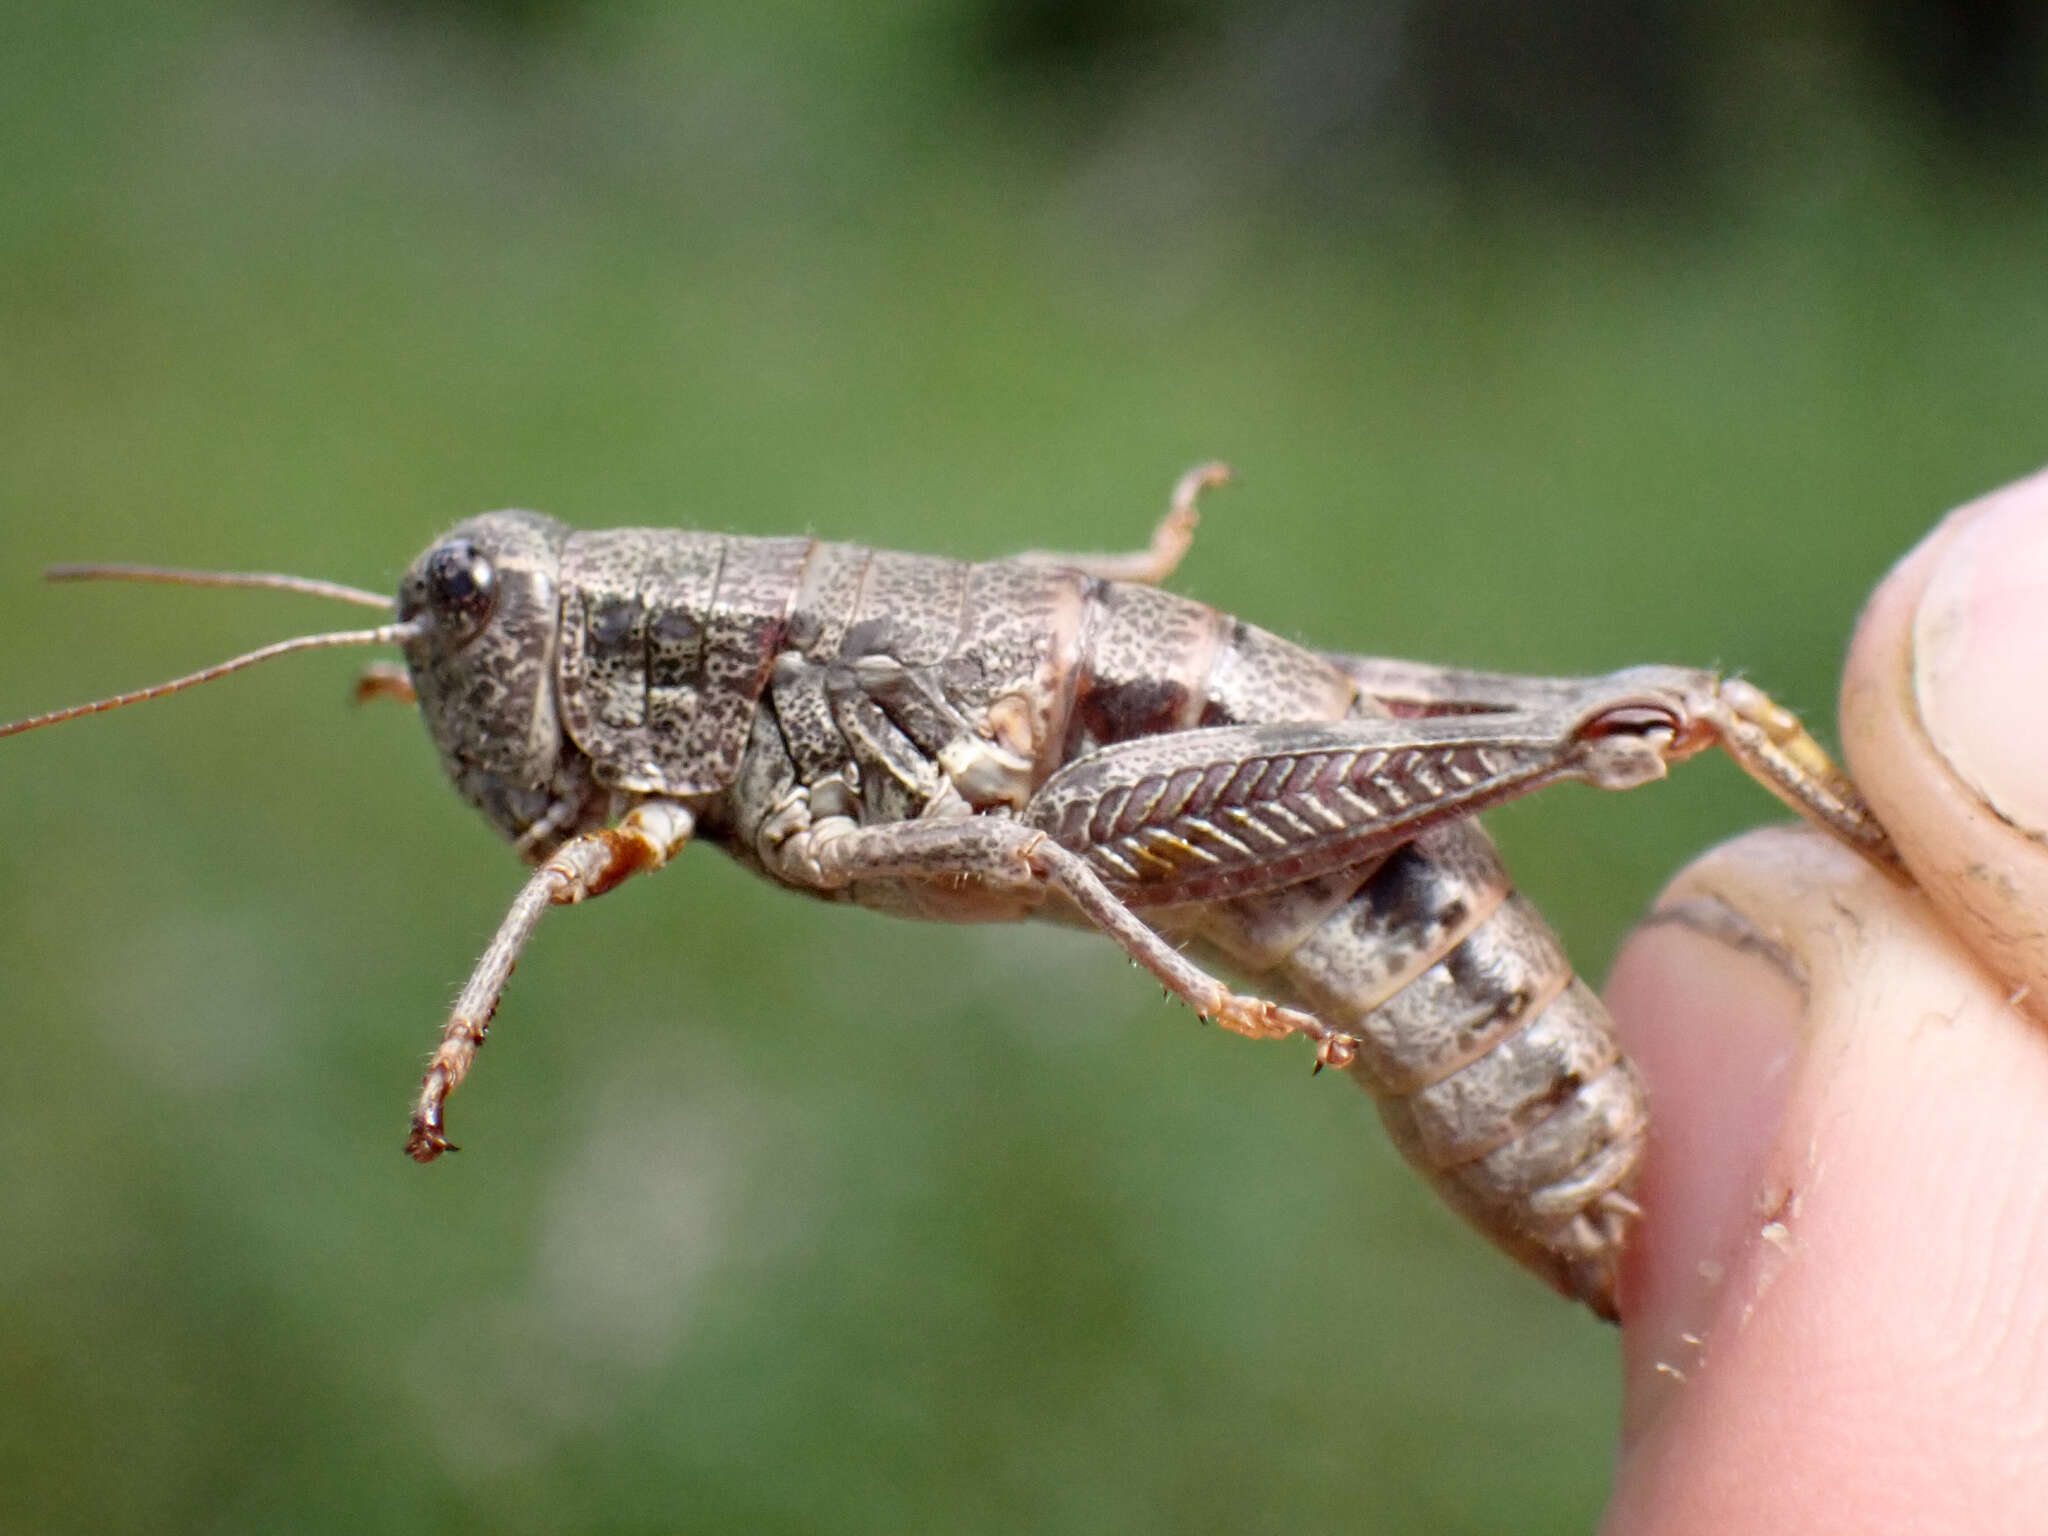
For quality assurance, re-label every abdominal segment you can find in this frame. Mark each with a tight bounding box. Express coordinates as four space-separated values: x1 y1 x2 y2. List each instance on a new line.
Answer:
1188 819 1648 1318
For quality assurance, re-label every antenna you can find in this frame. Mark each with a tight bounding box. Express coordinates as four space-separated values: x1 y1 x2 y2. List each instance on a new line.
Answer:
0 621 427 739
2 555 424 738
44 562 394 611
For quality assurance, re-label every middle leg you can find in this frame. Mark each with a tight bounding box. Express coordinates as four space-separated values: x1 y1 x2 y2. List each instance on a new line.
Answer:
803 814 1342 1050
1013 461 1229 585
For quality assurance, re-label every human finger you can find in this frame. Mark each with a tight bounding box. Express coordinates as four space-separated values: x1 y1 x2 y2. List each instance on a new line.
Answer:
1602 828 2048 1535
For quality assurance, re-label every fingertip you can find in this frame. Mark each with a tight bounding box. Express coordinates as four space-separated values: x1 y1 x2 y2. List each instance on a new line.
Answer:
1607 827 1888 1452
1606 908 1805 1438
1602 825 2048 1532
1842 465 2048 1018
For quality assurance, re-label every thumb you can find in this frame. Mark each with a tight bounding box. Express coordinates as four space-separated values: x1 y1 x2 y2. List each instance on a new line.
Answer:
1600 828 2048 1536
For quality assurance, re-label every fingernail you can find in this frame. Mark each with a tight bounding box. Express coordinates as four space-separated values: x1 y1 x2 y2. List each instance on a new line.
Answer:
1914 485 2048 835
1606 906 1806 1445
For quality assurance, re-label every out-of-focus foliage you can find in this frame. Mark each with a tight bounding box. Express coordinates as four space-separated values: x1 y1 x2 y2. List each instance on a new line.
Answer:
1 3 2042 1533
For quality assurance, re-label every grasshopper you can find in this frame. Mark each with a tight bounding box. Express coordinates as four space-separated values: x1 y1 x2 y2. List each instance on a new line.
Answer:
0 466 1900 1320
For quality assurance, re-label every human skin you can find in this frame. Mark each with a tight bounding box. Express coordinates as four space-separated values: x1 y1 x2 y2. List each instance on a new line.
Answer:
1602 469 2048 1534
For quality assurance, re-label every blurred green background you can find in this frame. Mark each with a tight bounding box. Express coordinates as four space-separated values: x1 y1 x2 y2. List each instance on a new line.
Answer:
2 2 2043 1531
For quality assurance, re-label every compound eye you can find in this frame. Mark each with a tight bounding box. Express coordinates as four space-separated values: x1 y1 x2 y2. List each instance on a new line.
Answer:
422 539 496 639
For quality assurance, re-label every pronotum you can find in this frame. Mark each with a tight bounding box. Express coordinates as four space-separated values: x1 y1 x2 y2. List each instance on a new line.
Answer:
0 465 1902 1320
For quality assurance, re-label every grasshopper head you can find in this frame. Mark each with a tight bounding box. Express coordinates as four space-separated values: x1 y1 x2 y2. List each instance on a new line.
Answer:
398 510 586 850
2 513 596 856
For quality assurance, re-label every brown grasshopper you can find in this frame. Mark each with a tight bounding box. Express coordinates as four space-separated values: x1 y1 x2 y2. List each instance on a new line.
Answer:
0 465 1901 1320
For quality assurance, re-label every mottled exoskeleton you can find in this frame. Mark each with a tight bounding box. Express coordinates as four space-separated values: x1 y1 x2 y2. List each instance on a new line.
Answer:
0 467 1901 1320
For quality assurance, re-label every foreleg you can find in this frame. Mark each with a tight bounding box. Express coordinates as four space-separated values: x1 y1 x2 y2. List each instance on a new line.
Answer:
405 799 696 1162
352 662 417 706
